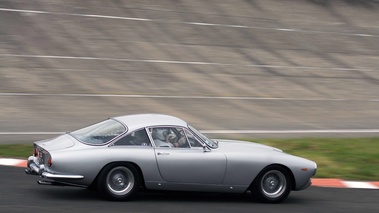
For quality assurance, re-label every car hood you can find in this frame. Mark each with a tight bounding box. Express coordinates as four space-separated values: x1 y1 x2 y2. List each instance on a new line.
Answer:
35 134 76 151
215 139 282 152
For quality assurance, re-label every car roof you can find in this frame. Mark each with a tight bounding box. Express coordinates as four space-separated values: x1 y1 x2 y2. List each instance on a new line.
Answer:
112 114 188 132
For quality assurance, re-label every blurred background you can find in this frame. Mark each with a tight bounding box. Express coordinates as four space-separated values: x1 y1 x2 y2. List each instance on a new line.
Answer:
0 0 378 143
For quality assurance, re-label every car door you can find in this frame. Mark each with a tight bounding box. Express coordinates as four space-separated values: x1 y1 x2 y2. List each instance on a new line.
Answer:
151 127 227 184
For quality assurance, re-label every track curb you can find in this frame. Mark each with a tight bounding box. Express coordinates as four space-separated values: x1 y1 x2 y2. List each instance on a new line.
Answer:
1 158 378 189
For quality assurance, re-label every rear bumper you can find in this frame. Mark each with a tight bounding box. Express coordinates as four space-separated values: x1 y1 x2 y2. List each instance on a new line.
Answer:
25 156 44 175
25 156 84 180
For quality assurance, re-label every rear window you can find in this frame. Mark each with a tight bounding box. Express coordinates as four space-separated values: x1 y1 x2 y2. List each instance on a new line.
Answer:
70 119 127 145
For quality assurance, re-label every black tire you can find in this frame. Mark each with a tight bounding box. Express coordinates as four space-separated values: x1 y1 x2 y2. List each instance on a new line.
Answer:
97 163 140 201
251 165 292 203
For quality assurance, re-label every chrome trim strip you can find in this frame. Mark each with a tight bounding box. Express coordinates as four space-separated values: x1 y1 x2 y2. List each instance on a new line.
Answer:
41 172 84 179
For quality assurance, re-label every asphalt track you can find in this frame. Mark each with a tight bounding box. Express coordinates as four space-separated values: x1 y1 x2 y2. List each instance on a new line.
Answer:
1 165 378 213
1 0 379 212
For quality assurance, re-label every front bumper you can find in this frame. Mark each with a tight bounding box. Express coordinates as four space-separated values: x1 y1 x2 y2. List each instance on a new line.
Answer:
25 156 84 180
295 179 312 191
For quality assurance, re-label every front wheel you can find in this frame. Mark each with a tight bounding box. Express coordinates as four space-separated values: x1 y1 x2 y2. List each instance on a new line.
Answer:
251 165 292 203
97 163 140 201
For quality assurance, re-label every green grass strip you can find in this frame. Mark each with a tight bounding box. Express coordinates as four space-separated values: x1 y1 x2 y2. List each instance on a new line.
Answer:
253 137 379 180
0 144 33 159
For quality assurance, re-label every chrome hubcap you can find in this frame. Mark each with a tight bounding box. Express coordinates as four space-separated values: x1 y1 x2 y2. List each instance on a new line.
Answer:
261 170 286 198
106 166 135 196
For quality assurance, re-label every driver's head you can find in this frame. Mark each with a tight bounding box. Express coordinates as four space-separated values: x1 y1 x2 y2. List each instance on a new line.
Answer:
152 128 167 141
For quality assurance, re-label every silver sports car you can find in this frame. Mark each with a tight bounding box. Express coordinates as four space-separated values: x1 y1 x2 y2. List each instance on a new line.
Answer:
26 114 316 203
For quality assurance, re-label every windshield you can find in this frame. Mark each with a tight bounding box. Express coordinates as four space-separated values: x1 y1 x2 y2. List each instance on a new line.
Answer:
188 125 218 148
70 119 127 145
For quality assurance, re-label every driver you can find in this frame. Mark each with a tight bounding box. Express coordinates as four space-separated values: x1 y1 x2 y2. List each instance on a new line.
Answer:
152 128 173 147
167 133 186 147
151 128 186 147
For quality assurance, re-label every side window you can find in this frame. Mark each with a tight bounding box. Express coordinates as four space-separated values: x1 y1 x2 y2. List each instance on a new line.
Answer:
150 127 190 148
114 129 151 146
184 128 203 147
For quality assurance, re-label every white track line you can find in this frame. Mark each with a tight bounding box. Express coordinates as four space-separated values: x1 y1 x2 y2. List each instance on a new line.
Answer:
0 92 378 102
0 8 151 21
343 181 379 189
1 129 379 135
0 158 25 166
201 129 379 134
0 53 376 73
0 7 378 38
0 132 64 135
0 54 228 66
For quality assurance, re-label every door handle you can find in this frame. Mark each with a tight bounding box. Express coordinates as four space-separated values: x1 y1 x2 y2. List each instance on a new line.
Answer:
157 152 170 155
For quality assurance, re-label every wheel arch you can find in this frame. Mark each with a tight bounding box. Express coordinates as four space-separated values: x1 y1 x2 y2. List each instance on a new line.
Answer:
249 163 296 190
89 161 146 189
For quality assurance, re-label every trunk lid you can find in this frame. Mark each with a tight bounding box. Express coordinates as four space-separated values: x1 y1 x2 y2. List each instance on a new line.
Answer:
35 134 76 151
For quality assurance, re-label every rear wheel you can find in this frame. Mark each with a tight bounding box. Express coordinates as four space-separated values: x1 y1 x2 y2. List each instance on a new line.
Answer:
251 165 292 203
97 163 140 201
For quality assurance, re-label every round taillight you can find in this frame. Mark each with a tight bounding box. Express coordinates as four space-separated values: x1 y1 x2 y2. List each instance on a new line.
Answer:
48 158 52 167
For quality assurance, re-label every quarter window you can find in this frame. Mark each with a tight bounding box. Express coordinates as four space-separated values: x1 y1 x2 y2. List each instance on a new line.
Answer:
114 129 151 146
